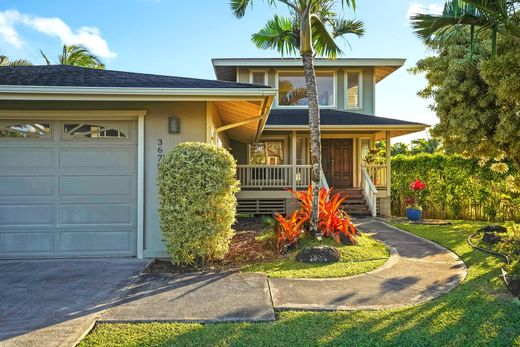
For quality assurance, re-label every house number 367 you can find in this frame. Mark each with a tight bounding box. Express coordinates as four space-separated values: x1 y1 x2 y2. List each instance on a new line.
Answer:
157 138 164 166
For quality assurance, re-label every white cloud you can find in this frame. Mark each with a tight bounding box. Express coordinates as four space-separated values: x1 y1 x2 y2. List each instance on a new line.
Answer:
0 10 116 59
0 10 24 48
407 2 444 19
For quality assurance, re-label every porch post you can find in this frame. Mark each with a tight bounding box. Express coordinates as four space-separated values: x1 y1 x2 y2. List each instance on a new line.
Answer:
386 131 391 196
291 130 297 190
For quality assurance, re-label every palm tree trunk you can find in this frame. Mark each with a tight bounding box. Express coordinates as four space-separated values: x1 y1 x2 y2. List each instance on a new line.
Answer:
301 52 322 238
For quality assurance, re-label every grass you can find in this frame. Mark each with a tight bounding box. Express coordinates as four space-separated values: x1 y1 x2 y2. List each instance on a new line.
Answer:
80 221 520 347
242 233 389 278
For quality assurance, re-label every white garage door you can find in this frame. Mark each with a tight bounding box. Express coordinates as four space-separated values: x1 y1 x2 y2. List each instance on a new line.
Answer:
0 120 137 258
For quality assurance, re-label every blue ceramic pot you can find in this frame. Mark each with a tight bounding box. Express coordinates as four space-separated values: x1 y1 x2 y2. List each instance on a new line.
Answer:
406 208 422 221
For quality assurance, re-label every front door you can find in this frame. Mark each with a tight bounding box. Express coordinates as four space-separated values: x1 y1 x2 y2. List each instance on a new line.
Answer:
322 139 353 188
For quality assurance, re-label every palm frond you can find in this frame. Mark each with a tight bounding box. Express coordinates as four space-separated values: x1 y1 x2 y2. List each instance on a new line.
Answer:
40 50 52 65
0 55 32 66
311 14 342 58
230 0 253 18
251 15 299 56
59 44 105 69
332 18 365 38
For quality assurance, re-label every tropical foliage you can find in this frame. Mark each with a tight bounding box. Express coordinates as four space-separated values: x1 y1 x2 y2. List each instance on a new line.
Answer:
283 185 358 246
41 44 105 69
231 0 364 237
410 0 520 57
157 142 240 265
275 210 308 252
410 24 520 169
392 153 520 221
0 55 32 66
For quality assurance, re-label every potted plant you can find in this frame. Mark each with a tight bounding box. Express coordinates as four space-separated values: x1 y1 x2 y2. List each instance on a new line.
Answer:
405 179 427 221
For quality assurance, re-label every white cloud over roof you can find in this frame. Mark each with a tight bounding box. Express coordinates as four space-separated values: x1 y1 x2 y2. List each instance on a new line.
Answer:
0 10 116 59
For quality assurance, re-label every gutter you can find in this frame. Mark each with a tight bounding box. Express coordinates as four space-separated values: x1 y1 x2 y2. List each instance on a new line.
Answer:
0 85 278 100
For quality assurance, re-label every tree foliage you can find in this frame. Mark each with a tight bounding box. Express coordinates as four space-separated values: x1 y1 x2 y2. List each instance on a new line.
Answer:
41 44 105 69
0 55 32 66
411 22 520 169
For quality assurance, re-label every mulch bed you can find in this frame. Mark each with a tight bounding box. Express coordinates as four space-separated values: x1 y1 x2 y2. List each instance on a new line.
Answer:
146 218 280 274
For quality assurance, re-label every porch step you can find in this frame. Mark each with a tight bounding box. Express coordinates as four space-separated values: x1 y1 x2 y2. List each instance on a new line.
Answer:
334 188 371 217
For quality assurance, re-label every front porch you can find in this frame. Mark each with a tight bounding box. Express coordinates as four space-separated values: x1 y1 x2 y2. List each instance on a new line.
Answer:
231 131 393 216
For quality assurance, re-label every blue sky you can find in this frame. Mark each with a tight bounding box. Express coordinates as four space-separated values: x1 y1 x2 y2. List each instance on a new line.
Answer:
0 0 444 143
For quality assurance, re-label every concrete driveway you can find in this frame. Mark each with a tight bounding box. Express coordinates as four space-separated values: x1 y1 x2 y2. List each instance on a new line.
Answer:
0 259 148 347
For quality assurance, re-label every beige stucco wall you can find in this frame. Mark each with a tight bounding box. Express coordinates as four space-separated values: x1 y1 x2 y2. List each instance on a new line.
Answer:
237 66 375 115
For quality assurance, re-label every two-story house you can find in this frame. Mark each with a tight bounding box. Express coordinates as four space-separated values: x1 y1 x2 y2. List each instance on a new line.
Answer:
0 59 426 259
213 58 427 217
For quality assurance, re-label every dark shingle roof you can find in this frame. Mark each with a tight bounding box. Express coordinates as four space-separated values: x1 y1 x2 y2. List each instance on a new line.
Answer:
266 108 426 127
0 65 269 89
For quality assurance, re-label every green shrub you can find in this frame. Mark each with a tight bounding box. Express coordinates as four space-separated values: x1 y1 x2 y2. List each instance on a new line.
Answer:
391 153 520 221
157 142 240 265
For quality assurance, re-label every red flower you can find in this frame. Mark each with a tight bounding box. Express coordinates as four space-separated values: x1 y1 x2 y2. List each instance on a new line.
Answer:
409 179 427 191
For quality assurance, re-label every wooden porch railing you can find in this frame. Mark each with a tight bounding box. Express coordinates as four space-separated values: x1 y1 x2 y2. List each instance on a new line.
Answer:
363 164 388 188
237 165 312 189
361 167 377 217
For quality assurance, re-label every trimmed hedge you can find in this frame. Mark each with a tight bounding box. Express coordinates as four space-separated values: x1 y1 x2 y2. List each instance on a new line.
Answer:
157 142 240 265
392 153 520 221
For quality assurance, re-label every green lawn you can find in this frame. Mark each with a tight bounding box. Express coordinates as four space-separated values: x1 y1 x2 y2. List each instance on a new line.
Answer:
80 221 520 347
242 233 389 278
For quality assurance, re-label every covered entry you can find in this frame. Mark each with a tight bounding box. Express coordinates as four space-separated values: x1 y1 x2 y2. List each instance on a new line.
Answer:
0 119 137 258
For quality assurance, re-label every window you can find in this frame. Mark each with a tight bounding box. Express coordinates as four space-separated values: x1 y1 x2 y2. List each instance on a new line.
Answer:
64 123 127 139
249 141 284 165
346 71 361 109
278 72 334 107
250 71 267 85
0 122 50 138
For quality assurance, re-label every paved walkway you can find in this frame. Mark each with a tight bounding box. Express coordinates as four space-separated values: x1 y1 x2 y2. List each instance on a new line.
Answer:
269 219 467 310
101 219 467 322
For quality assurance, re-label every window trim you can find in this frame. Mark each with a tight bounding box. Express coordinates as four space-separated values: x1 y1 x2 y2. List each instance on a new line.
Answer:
248 69 268 86
247 135 289 165
344 69 363 111
275 70 337 109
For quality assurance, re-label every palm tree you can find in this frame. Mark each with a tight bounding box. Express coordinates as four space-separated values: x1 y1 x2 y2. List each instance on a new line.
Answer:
231 0 364 238
41 44 105 69
0 55 32 66
410 0 520 57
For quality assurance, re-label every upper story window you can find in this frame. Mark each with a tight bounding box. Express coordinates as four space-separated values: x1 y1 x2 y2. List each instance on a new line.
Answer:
277 72 334 107
250 70 268 85
346 71 362 109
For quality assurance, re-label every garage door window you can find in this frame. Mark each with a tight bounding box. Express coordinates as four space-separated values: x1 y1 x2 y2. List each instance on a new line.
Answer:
64 123 127 139
0 122 50 138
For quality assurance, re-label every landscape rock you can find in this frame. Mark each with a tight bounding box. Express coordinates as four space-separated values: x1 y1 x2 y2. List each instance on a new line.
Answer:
296 246 340 264
509 278 520 298
477 225 508 233
482 233 502 244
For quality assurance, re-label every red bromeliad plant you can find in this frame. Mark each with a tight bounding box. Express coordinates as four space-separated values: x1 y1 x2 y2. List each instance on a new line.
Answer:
288 185 358 245
274 210 308 253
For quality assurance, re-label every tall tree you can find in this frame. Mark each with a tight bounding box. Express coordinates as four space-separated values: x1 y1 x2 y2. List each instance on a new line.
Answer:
230 0 364 237
0 55 32 66
411 26 520 169
41 44 105 69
